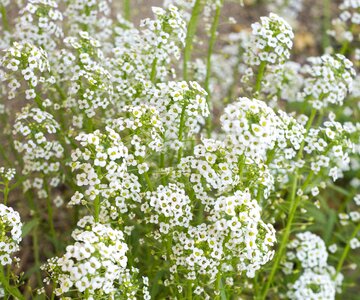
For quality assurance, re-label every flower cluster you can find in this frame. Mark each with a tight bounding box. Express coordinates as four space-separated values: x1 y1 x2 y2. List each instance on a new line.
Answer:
244 13 294 66
140 6 186 63
62 31 113 118
221 97 305 164
170 190 276 287
63 0 113 46
284 232 343 300
329 0 360 44
0 204 22 266
298 54 355 109
0 167 16 181
154 81 209 150
71 128 136 209
177 136 273 203
303 113 354 183
267 0 304 24
13 106 64 188
0 42 51 101
15 0 63 51
262 62 304 103
142 183 192 232
43 216 131 298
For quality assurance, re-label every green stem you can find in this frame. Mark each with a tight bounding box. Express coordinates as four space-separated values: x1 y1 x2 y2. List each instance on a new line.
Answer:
177 104 188 163
254 61 266 94
143 172 153 192
183 0 204 81
123 0 131 21
32 224 42 287
0 266 24 300
204 0 224 137
335 222 360 277
260 110 317 299
186 281 193 299
44 179 56 241
340 24 354 55
215 272 222 299
150 58 158 83
322 0 331 51
94 195 100 222
3 181 9 205
0 4 9 32
260 172 300 299
340 42 349 55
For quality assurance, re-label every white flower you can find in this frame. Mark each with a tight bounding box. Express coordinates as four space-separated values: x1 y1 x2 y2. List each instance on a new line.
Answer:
0 204 22 266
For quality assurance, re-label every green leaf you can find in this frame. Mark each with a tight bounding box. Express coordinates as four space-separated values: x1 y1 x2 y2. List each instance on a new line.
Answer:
21 218 39 238
220 279 227 300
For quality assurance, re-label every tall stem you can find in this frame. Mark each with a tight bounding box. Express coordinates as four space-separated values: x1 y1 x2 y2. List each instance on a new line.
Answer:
186 281 193 299
94 195 100 222
123 0 131 21
0 266 24 300
322 0 331 51
0 4 9 32
177 104 188 163
254 61 266 94
204 0 224 137
215 272 223 299
43 179 56 241
340 24 354 55
335 222 360 277
260 109 317 299
3 181 9 205
260 172 299 299
150 58 158 83
183 0 204 81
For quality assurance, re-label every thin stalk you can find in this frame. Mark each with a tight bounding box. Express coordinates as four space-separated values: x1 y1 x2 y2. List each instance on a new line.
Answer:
143 172 153 192
177 104 188 163
0 4 10 32
183 0 204 81
43 179 56 241
3 181 9 205
204 0 224 137
25 191 42 287
150 58 158 83
215 272 222 299
160 152 166 185
335 222 360 277
32 225 42 287
186 281 193 300
0 266 24 300
322 0 331 51
94 195 100 222
260 110 317 299
260 172 300 299
254 61 266 94
123 0 131 21
340 24 354 55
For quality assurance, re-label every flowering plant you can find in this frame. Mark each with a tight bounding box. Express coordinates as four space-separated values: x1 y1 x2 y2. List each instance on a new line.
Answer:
0 0 359 299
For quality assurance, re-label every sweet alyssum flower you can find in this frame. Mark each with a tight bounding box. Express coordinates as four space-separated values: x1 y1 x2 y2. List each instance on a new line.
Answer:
15 0 63 51
284 232 343 300
244 13 294 66
13 106 64 186
0 42 52 101
43 216 132 298
298 54 355 109
329 0 360 44
169 189 276 290
0 204 22 266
